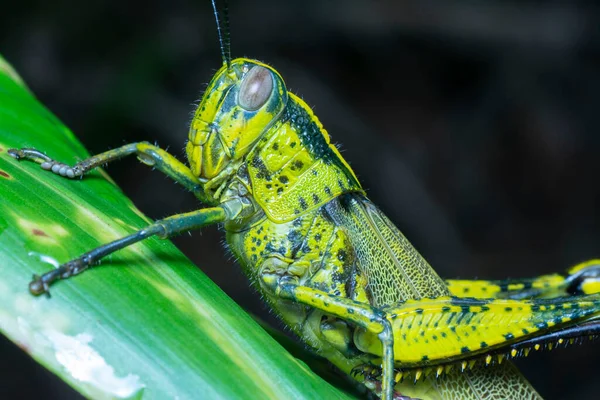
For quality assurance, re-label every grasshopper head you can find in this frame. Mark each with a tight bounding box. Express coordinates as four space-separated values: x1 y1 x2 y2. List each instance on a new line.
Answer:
187 58 288 181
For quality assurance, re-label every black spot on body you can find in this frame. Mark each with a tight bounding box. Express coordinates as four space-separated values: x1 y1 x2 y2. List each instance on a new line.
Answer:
279 175 289 184
480 341 488 348
461 346 470 354
288 230 303 247
298 197 308 210
265 243 278 253
251 157 270 180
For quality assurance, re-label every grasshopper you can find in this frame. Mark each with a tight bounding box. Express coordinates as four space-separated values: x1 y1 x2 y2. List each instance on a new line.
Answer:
7 1 600 399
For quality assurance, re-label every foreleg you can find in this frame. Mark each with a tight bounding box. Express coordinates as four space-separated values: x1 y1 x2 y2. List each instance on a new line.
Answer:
8 142 211 203
30 207 227 295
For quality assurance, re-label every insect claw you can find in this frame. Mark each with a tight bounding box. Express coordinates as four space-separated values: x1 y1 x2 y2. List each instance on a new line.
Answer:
460 361 467 372
510 349 517 358
29 274 50 296
547 343 553 351
7 148 20 159
558 338 564 345
534 344 541 351
485 355 492 366
523 347 531 357
497 354 505 364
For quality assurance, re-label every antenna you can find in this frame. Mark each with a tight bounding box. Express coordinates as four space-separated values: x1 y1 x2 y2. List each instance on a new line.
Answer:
211 0 232 68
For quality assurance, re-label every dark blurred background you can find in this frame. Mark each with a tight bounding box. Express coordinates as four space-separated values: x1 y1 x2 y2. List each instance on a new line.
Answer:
1 0 599 398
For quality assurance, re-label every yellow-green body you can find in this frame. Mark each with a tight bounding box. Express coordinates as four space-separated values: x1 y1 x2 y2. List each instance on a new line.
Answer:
12 55 600 400
185 59 600 399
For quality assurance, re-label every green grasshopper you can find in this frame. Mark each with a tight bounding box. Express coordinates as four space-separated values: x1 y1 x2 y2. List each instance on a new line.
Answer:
7 1 600 399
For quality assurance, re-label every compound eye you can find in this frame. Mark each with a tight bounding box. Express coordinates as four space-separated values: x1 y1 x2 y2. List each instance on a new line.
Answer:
238 66 273 111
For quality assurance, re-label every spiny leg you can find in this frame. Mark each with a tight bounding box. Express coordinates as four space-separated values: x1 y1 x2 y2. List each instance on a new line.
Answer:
446 259 600 300
265 280 396 400
355 295 600 370
30 207 227 295
8 142 211 202
346 294 600 388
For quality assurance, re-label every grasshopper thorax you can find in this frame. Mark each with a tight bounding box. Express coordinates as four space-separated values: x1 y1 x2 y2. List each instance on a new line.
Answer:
186 58 288 184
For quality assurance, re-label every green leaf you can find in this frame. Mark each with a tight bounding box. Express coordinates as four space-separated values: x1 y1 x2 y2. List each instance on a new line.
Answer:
0 54 355 400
